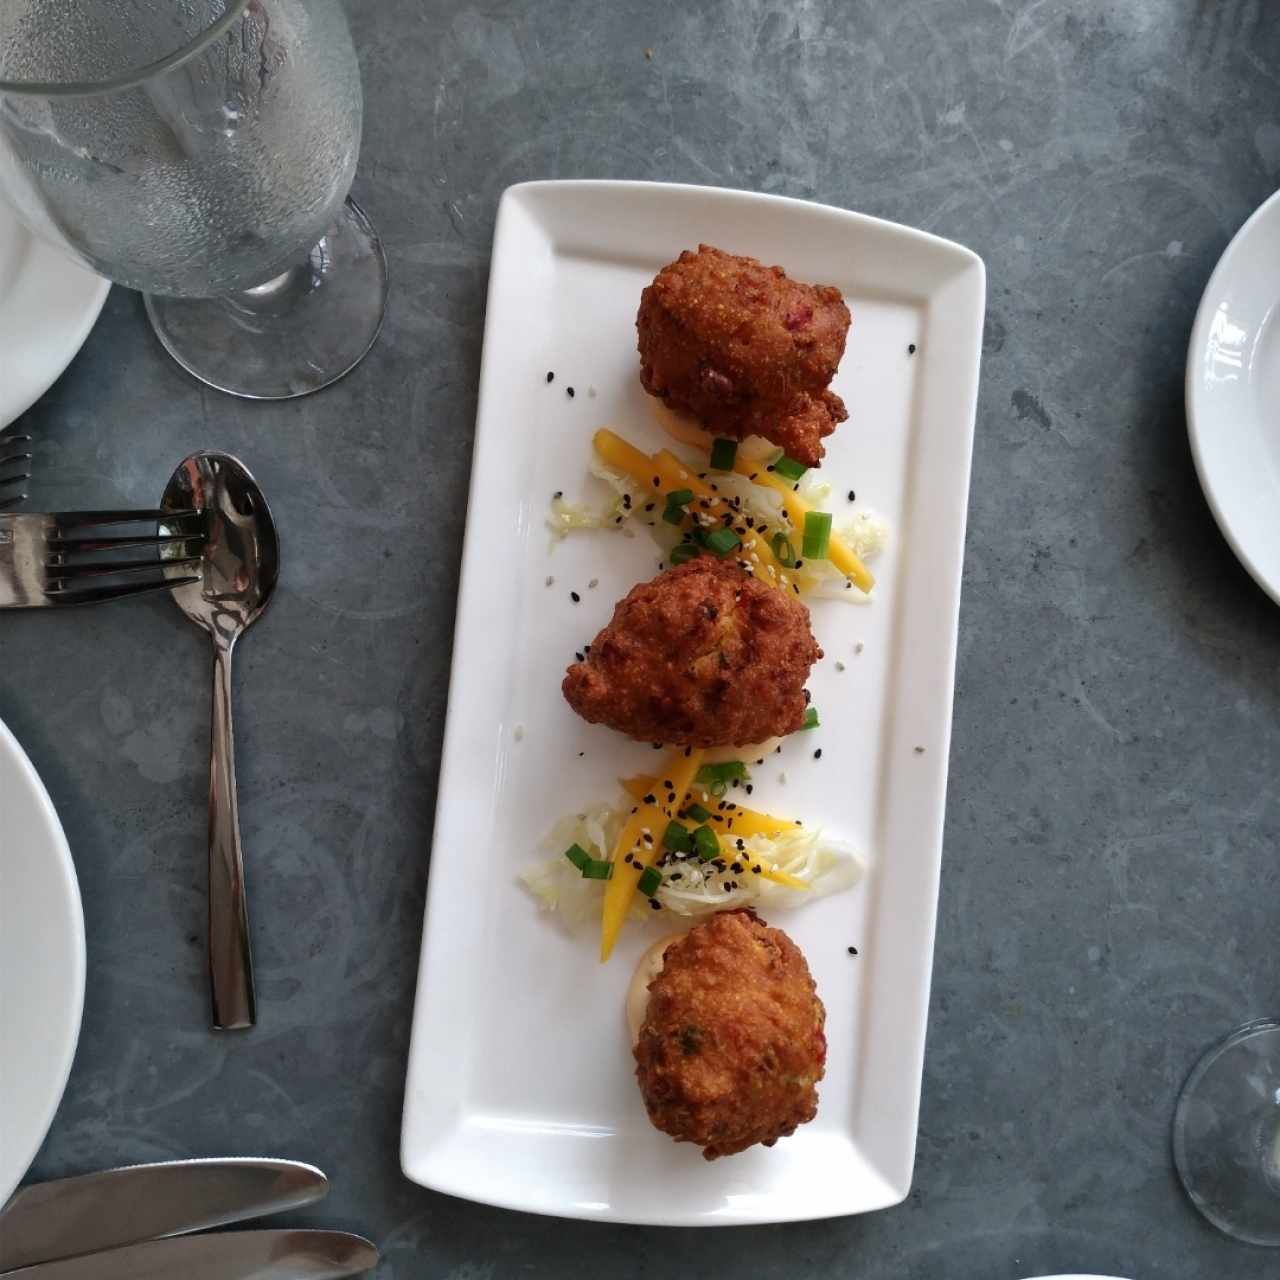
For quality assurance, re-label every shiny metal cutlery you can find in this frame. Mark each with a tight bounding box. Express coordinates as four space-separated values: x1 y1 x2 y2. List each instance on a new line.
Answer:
5 1230 378 1279
0 1158 328 1272
161 453 279 1030
0 430 33 510
0 510 203 607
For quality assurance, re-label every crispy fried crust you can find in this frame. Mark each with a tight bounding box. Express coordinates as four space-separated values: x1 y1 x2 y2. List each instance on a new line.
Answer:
634 909 826 1159
636 244 851 466
561 558 821 747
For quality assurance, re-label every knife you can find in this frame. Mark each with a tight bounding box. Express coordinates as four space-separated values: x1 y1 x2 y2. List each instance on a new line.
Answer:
4 1230 378 1279
0 1158 328 1272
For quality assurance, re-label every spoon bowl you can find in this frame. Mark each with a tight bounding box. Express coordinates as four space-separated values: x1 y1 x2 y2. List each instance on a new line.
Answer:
161 452 279 642
162 451 278 1030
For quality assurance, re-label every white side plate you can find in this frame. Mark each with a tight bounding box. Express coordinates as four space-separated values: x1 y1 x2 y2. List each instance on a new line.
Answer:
0 716 85 1206
0 199 109 429
401 180 985 1225
1186 186 1280 605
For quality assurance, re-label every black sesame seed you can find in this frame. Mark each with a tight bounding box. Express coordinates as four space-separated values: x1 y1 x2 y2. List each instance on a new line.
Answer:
553 490 563 499
649 898 662 910
578 751 585 757
644 501 655 512
546 371 555 383
745 783 754 795
847 490 856 502
643 793 656 805
847 945 859 955
753 864 762 874
567 386 576 397
574 651 584 662
570 591 580 603
908 343 916 355
814 748 822 759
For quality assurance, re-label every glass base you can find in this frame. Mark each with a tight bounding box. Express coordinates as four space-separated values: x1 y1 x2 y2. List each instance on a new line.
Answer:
144 197 388 400
1173 1018 1280 1246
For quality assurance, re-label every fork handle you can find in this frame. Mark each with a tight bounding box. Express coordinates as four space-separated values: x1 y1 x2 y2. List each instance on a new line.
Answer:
208 639 256 1030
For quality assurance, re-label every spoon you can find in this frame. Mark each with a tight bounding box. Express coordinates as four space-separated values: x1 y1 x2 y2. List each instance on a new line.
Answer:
161 452 279 1030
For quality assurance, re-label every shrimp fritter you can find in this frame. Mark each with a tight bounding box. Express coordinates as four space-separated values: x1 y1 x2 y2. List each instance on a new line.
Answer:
636 244 851 467
561 558 821 747
634 909 826 1159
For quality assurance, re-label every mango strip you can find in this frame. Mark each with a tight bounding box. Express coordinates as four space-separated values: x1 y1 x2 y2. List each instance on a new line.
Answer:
734 460 875 593
621 775 795 838
592 429 792 591
644 411 876 594
600 748 704 962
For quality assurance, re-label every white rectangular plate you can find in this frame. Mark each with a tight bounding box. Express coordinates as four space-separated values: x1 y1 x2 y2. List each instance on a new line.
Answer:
401 180 985 1225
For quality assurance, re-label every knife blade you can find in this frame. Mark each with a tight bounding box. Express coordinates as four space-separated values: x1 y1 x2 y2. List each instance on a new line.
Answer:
0 1158 328 1272
4 1230 378 1280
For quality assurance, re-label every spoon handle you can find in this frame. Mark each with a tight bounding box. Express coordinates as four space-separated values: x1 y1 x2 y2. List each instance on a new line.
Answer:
208 640 256 1030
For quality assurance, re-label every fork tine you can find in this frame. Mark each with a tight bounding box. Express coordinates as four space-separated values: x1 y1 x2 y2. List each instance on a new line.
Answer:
51 508 200 529
50 531 205 553
44 576 200 605
0 493 27 510
1 472 32 488
0 451 34 468
46 555 204 582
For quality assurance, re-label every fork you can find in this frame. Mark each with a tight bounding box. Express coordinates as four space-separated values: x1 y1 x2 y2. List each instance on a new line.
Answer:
0 509 204 607
0 431 33 510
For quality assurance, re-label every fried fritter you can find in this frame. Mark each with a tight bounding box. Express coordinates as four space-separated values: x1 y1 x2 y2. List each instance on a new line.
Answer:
561 558 821 747
636 244 851 467
633 909 826 1159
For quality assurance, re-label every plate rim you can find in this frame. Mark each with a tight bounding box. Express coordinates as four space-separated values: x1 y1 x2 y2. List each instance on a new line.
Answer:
400 177 985 1224
0 715 86 1206
0 203 110 429
1185 185 1280 607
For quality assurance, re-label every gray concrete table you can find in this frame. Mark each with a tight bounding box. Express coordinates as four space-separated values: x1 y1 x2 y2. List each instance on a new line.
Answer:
6 2 1279 1276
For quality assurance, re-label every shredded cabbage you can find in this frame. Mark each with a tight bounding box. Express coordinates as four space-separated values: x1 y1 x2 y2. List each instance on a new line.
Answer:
520 803 863 933
546 459 642 540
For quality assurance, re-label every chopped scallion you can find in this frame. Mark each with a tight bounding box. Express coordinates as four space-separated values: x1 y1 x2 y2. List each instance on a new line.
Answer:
668 542 699 566
662 501 687 525
563 843 591 872
697 761 749 784
663 820 693 853
703 526 741 557
800 705 820 730
637 866 662 896
692 824 720 861
770 531 797 568
664 488 694 508
773 454 808 481
710 438 738 471
802 511 832 560
686 802 712 822
580 857 614 880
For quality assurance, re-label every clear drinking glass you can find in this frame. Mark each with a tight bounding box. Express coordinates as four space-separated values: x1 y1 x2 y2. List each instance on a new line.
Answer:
0 0 387 399
1173 1018 1280 1246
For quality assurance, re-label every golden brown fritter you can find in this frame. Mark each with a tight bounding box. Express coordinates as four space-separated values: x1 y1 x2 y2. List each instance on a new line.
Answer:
561 558 821 747
634 909 826 1159
636 244 851 467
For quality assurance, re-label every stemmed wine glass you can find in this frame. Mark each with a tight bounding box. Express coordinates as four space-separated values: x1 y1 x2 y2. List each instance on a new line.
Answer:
0 0 387 399
1173 1017 1280 1245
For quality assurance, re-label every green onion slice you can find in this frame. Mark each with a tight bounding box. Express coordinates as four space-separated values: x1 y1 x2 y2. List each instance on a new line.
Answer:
662 820 693 853
564 843 591 872
800 705 819 731
709 438 738 471
668 542 699 566
703 526 741 557
665 488 694 507
580 857 614 880
692 824 720 862
685 801 712 822
697 761 749 784
637 865 662 897
770 531 797 568
773 454 808 481
802 511 832 560
662 502 687 526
